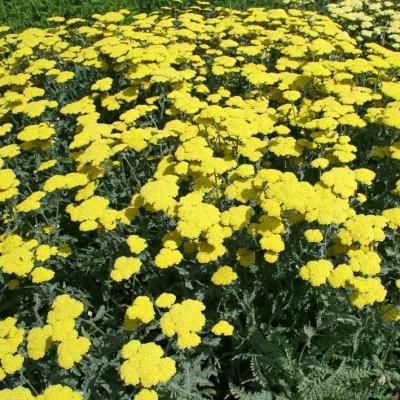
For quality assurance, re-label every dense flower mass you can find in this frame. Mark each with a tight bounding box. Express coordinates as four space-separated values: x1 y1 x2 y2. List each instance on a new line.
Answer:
0 0 400 398
0 385 83 399
26 294 91 369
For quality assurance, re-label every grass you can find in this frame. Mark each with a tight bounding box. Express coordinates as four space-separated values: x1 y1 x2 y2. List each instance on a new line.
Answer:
0 0 331 32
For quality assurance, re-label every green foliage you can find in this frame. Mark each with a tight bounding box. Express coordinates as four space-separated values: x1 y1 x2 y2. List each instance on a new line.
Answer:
0 0 331 32
226 287 400 399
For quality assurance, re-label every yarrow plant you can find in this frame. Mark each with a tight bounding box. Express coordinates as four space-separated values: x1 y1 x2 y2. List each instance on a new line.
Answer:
0 0 400 399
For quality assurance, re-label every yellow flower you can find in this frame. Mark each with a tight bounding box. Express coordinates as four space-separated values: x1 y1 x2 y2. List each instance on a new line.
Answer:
44 172 89 192
328 264 354 289
17 123 55 141
356 193 367 203
259 232 285 253
282 90 301 102
382 208 400 229
0 169 20 202
0 234 35 276
16 191 46 213
337 214 387 246
1 353 24 374
176 195 221 239
304 229 323 243
0 123 13 137
126 235 147 254
36 385 83 400
31 267 55 283
381 304 400 322
57 243 72 258
211 266 238 285
125 296 155 325
160 299 206 349
311 158 329 169
54 70 75 83
66 195 113 231
57 335 91 369
320 167 357 198
140 175 179 214
27 325 53 360
0 317 24 379
0 144 20 159
236 248 255 267
134 389 158 400
347 249 381 276
120 340 176 387
211 320 234 336
93 11 126 23
91 77 113 91
299 260 334 287
34 159 57 173
35 244 57 261
349 277 387 308
268 137 302 157
220 205 255 231
6 279 19 290
47 16 65 22
155 293 176 309
48 294 84 321
354 168 376 185
0 387 35 399
110 256 141 282
381 81 400 101
154 248 183 269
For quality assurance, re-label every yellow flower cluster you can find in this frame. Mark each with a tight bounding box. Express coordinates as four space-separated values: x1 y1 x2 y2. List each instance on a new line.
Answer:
155 292 176 309
337 214 387 247
43 172 89 192
0 317 24 381
140 175 179 214
120 340 176 389
0 234 66 282
110 230 148 282
328 264 354 289
154 247 183 269
27 294 91 369
134 389 159 400
0 168 19 202
304 229 324 243
16 191 46 213
110 256 142 282
382 207 400 229
299 260 335 287
0 234 36 277
176 195 221 239
17 123 55 142
66 195 120 231
0 385 83 400
160 299 206 349
350 277 387 308
126 234 148 254
124 296 155 330
300 250 388 307
327 0 400 49
211 265 238 285
211 320 234 336
347 249 381 276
